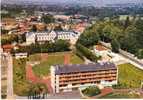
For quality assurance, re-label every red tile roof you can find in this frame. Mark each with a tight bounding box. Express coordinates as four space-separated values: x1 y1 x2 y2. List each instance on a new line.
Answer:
2 44 14 49
95 45 107 51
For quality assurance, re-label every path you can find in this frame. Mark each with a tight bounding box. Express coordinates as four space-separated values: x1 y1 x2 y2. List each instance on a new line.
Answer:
6 53 14 99
100 41 143 70
26 64 53 94
81 87 113 99
64 54 70 64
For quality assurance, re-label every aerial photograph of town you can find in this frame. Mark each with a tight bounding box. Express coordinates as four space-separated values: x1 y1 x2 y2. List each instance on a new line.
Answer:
1 0 143 99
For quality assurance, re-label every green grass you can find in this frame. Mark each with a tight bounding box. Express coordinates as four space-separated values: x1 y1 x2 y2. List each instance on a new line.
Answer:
31 52 84 77
70 53 84 64
32 54 64 77
28 54 42 61
13 58 49 96
100 92 141 99
118 63 143 88
13 58 31 96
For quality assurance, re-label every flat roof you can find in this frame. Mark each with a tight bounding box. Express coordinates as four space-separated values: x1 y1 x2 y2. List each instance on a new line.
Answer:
54 62 117 75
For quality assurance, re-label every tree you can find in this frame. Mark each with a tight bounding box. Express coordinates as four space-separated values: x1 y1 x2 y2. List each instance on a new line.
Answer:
41 15 55 24
136 49 143 59
1 34 18 45
76 43 100 62
54 25 63 31
43 25 47 31
82 86 101 97
13 40 71 54
124 16 130 29
28 83 48 99
77 29 100 47
1 29 9 34
54 40 70 52
111 39 120 53
31 25 37 32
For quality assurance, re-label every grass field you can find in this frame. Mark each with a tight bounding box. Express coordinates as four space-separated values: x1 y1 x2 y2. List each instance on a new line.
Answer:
13 58 31 96
100 92 141 99
118 63 143 88
30 52 84 77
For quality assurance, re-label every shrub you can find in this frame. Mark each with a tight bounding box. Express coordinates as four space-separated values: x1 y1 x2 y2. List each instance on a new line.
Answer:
82 86 101 97
76 43 100 62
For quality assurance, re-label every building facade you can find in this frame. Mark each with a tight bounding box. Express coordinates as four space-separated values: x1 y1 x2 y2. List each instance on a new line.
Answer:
15 52 28 59
26 30 78 45
51 62 118 93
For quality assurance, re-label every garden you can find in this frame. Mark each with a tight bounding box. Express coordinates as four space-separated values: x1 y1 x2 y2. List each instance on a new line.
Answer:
81 86 101 97
13 58 48 96
29 52 84 77
100 92 142 98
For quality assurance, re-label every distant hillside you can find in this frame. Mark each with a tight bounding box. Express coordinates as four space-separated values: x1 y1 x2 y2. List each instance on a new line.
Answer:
2 0 143 7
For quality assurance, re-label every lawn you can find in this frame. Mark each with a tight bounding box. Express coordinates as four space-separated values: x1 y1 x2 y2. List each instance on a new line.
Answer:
13 58 32 96
117 63 143 88
30 52 84 77
100 92 141 99
13 58 49 96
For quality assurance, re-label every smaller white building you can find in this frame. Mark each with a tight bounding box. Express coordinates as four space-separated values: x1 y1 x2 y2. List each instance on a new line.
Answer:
15 53 28 59
26 32 36 45
94 45 109 56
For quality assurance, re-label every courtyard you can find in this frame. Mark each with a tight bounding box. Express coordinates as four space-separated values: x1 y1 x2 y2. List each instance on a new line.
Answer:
28 52 84 77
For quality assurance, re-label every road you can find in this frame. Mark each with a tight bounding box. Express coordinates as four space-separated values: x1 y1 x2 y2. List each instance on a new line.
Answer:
46 90 81 99
6 53 14 99
119 49 143 69
84 57 93 64
99 41 143 70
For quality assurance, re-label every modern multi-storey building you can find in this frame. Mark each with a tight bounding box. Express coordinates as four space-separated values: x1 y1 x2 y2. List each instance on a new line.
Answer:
51 62 118 93
26 30 78 45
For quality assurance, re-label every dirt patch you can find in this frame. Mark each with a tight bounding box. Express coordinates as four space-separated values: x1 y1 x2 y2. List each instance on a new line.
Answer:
64 54 71 64
26 64 53 94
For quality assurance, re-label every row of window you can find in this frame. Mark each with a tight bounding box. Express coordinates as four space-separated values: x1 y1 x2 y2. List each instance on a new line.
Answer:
59 71 117 78
59 76 116 83
59 69 117 75
59 79 116 87
37 35 73 41
59 74 116 80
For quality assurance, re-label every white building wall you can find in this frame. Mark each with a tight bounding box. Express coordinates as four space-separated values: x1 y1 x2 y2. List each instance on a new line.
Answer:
55 75 60 93
100 80 117 86
26 32 36 45
26 31 79 45
15 53 27 59
50 66 56 93
55 79 117 93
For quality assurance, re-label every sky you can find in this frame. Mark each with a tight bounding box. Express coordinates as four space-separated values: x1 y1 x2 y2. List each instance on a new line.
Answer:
2 0 143 6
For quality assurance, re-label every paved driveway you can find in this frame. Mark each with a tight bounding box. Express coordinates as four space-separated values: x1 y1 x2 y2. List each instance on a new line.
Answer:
47 90 82 99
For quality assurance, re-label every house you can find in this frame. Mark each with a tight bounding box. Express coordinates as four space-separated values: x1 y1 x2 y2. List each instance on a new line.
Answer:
51 62 118 93
54 15 71 21
55 31 78 44
26 32 36 45
94 45 111 62
94 45 126 64
15 52 28 59
2 44 19 53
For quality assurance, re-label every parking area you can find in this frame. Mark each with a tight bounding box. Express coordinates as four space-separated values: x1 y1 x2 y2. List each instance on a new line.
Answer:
47 90 82 99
